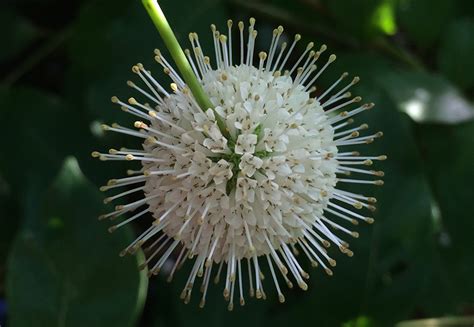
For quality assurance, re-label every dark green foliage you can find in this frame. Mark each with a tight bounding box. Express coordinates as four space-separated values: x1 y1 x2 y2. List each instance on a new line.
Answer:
6 158 148 327
0 8 38 62
438 19 474 91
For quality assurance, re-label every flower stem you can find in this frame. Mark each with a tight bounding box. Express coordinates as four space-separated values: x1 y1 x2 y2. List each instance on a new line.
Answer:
142 0 212 110
141 0 229 138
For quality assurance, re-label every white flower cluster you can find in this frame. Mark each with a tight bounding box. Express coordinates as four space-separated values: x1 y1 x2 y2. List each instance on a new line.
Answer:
93 18 385 309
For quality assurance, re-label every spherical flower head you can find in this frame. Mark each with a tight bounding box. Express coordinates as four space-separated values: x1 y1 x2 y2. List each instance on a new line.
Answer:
94 18 386 308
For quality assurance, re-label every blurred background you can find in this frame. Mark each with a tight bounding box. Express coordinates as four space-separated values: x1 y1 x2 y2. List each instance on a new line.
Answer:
1 0 473 326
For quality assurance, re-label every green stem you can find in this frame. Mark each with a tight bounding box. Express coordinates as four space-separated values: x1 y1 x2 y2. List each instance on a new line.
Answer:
142 0 212 110
141 0 229 138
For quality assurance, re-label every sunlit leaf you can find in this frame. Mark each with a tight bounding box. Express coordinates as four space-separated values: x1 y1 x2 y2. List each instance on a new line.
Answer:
323 0 395 39
378 72 474 124
396 316 474 327
372 1 397 35
342 316 374 327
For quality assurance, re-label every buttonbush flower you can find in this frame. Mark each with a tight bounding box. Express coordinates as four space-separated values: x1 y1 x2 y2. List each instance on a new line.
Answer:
93 0 385 309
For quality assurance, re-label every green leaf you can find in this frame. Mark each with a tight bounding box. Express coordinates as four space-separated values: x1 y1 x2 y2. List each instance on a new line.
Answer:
397 0 455 48
455 0 474 17
0 87 71 193
0 7 38 62
438 19 474 91
416 121 474 306
377 71 474 124
6 157 148 327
